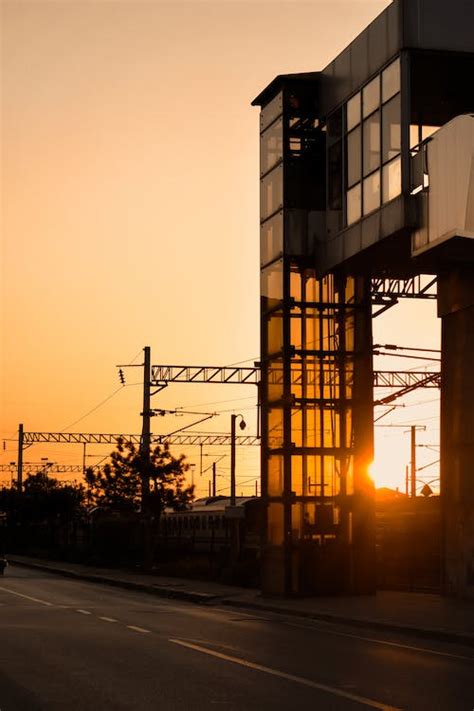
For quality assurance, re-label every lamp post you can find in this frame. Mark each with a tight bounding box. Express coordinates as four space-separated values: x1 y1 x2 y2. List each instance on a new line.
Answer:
230 414 246 506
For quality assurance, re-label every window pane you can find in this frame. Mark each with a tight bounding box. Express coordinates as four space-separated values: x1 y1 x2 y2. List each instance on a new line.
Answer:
347 183 361 225
410 124 421 149
382 94 401 163
260 92 283 132
363 111 380 176
267 313 283 354
382 58 400 103
260 117 283 176
362 76 380 118
347 126 361 187
382 156 401 203
363 170 381 215
261 258 283 302
328 140 343 210
260 212 283 267
268 409 284 449
268 456 283 496
260 164 283 220
346 93 361 131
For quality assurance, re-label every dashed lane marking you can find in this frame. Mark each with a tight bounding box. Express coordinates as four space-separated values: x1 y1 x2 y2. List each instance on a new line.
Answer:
169 638 402 711
127 625 151 634
0 586 52 606
99 616 117 623
76 609 92 615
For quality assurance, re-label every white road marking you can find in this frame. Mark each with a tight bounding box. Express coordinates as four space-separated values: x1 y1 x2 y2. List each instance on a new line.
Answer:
169 638 401 711
0 585 52 606
281 620 474 663
127 625 151 634
99 616 117 623
76 609 92 615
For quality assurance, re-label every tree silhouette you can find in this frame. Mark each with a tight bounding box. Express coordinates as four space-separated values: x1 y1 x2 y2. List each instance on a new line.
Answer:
85 437 194 516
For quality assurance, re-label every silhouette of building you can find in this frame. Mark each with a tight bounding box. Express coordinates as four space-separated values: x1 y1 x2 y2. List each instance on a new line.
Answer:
253 0 474 596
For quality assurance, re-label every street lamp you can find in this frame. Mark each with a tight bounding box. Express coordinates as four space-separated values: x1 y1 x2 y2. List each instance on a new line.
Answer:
230 414 246 506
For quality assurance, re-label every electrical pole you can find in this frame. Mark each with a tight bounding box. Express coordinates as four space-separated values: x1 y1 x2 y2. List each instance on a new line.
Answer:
17 424 24 492
230 415 236 505
411 425 416 498
140 346 151 510
212 462 216 497
140 346 152 570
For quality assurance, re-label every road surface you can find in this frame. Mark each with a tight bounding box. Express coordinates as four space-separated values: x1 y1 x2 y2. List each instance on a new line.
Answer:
0 566 473 710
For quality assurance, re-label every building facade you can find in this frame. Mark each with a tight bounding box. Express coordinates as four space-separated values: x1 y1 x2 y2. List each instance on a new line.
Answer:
253 0 474 596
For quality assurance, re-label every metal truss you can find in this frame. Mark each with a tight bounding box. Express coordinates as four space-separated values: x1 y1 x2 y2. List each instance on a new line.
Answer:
373 371 440 388
371 276 437 317
151 365 260 387
150 364 439 389
0 464 100 474
22 432 259 447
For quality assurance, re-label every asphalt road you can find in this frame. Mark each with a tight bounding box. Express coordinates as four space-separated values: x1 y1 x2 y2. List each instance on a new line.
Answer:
0 566 473 710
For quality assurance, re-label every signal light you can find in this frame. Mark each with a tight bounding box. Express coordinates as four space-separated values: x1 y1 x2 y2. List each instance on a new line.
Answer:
118 368 125 385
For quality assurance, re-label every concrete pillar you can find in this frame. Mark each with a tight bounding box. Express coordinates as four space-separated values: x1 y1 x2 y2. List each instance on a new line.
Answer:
438 268 474 597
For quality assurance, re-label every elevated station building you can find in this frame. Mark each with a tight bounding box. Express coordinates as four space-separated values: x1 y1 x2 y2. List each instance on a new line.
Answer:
253 0 474 597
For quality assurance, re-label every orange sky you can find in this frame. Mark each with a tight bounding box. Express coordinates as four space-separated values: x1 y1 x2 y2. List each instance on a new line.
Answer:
1 0 440 496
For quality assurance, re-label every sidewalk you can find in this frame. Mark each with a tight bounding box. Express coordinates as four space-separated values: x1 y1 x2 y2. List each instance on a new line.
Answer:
8 555 474 647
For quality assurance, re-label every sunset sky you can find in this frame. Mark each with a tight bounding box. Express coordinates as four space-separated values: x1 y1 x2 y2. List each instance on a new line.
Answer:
1 0 440 496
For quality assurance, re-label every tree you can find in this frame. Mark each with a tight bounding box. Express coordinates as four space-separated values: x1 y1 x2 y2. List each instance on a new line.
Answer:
85 437 194 516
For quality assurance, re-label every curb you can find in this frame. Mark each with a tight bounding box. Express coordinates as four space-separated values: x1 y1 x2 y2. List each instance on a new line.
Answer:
9 558 219 605
9 558 474 648
220 599 474 648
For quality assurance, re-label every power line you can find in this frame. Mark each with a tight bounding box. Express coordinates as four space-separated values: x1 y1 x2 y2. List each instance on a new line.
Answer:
60 387 124 432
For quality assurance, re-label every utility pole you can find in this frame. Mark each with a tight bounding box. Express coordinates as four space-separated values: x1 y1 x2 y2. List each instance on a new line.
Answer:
212 462 216 497
17 424 24 492
140 346 152 570
230 415 236 505
411 426 416 498
140 346 151 510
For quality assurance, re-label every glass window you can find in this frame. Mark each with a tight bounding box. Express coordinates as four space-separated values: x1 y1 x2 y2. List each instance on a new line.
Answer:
260 164 283 220
260 92 282 132
346 93 361 131
362 76 380 118
382 156 401 203
268 359 284 402
268 408 284 449
261 258 283 301
363 170 380 215
347 126 361 187
260 118 283 176
363 111 380 176
347 183 361 225
382 95 401 163
268 457 284 495
260 212 283 267
410 125 421 149
328 141 343 210
382 58 400 103
267 313 283 355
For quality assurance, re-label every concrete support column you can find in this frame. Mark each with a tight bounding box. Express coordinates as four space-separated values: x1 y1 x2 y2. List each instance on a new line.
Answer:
438 268 474 597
